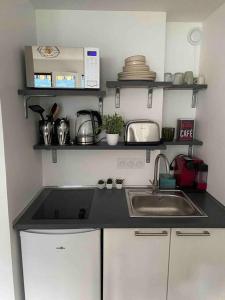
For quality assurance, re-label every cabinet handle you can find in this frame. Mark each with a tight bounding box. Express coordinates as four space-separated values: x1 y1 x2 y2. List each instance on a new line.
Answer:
135 230 168 237
56 246 66 250
176 231 210 237
23 229 98 235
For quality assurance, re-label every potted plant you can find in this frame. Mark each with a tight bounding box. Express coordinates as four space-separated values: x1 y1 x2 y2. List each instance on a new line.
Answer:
106 178 113 189
97 179 105 189
102 113 124 146
115 178 124 189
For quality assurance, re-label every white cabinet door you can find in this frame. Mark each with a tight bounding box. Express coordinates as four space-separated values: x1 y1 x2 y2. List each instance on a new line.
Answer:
103 228 170 300
168 228 225 300
20 229 101 300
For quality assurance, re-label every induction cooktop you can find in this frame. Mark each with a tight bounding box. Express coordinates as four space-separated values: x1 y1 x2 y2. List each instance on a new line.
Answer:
32 189 94 220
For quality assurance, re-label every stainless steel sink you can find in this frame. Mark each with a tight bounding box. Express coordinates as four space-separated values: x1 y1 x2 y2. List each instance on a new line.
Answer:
126 189 207 217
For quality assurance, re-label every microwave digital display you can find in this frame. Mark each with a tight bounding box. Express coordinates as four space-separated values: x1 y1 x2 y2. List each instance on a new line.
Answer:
87 51 97 56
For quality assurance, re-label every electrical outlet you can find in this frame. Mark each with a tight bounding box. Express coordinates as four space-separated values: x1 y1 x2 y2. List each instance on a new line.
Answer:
117 158 145 169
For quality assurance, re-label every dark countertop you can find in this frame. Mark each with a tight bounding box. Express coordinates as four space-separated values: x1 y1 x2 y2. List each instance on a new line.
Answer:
14 187 225 230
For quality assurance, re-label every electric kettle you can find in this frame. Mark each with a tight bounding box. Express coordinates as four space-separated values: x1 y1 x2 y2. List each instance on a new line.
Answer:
75 110 102 145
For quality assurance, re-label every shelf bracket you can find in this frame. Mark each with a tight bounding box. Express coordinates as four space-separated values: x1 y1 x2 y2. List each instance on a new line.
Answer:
24 96 32 119
23 95 56 119
146 150 151 163
52 150 57 163
98 97 103 115
188 145 193 157
192 90 198 108
147 88 153 108
115 87 120 108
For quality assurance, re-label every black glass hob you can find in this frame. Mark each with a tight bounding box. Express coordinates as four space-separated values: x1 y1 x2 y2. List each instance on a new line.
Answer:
32 189 94 220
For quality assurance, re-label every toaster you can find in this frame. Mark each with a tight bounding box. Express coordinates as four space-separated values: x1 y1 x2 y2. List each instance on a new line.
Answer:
125 120 161 145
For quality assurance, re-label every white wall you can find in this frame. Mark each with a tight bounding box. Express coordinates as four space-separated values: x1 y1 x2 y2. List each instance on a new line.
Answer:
0 1 41 299
162 22 201 162
35 12 202 186
196 3 225 204
0 99 15 300
36 10 166 186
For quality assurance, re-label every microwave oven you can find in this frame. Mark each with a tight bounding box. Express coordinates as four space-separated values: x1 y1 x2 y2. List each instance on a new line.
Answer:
25 46 100 89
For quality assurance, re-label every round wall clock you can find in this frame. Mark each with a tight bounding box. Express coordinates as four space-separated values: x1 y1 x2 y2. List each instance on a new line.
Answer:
187 28 202 46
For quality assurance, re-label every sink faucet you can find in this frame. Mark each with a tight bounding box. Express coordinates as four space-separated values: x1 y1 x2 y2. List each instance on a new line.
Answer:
151 154 170 192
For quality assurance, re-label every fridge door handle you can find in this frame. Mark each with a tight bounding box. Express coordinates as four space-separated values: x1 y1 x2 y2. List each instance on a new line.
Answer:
22 229 99 235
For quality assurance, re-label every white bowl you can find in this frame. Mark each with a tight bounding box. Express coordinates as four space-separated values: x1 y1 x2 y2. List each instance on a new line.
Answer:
119 71 154 75
125 55 146 63
125 60 146 66
123 66 149 72
118 77 156 81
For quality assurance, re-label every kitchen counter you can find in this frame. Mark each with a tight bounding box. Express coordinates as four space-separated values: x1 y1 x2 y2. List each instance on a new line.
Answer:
14 187 225 230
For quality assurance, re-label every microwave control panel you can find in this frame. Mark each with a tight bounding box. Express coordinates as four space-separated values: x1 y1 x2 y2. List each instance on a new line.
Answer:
84 48 100 88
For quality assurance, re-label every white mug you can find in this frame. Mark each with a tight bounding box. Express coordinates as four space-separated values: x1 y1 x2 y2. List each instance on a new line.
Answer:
164 73 173 82
197 75 205 84
173 73 184 85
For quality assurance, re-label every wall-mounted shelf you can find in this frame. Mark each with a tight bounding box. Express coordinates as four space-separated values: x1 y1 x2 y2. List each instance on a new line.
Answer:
106 81 207 109
164 84 207 90
33 139 203 163
33 142 166 163
164 139 203 156
18 88 106 118
164 84 207 108
163 139 203 146
106 81 171 88
106 81 172 109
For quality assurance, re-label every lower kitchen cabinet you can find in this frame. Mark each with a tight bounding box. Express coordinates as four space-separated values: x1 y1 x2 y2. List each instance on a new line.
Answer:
20 229 101 300
168 228 225 300
103 228 170 300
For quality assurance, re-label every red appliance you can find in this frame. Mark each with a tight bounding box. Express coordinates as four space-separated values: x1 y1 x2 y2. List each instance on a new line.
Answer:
173 155 204 188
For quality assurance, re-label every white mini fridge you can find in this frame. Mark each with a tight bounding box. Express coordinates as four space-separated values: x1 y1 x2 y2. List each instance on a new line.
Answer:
20 229 101 300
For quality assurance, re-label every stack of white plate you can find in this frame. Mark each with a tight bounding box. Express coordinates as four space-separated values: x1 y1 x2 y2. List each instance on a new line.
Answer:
118 55 156 81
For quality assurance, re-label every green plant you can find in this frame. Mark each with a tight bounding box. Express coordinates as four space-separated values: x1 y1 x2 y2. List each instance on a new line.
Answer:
102 113 124 134
115 179 123 184
98 179 105 184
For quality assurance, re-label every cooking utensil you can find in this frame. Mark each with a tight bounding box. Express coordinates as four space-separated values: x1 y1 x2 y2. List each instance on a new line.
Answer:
41 121 53 145
47 103 57 121
57 119 69 145
29 105 45 121
53 105 60 121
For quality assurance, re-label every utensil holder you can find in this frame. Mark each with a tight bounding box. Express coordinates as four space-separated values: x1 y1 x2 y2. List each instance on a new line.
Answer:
39 120 53 145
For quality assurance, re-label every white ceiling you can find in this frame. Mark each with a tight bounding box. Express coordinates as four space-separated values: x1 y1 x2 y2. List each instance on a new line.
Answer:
30 0 225 21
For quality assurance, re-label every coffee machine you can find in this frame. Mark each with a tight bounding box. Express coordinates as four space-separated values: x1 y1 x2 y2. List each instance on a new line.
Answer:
173 155 207 190
75 110 102 145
